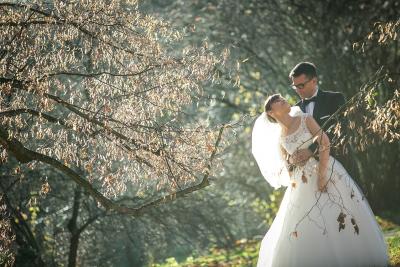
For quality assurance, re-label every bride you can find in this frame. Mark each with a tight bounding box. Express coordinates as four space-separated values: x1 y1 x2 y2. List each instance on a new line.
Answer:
252 94 388 267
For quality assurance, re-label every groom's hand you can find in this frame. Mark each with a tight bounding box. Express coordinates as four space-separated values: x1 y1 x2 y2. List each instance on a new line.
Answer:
289 149 313 166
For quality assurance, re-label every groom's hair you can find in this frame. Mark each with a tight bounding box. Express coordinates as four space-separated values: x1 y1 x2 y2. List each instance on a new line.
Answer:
289 62 317 79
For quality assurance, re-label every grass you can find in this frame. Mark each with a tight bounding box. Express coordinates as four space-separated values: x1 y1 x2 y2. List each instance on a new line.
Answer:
387 231 400 266
151 239 260 267
153 216 400 267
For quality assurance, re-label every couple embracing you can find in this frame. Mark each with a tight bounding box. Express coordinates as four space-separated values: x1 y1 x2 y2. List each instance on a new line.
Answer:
252 62 388 267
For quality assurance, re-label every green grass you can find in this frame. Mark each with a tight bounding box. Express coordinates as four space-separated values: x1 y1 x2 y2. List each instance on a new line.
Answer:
376 216 400 266
151 239 260 267
386 229 400 267
153 217 400 267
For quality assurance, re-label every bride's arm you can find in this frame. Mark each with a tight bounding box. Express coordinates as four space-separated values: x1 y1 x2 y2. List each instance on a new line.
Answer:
305 116 331 189
280 145 294 175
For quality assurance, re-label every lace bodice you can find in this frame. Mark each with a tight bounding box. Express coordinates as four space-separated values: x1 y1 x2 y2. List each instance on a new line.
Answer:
280 114 313 155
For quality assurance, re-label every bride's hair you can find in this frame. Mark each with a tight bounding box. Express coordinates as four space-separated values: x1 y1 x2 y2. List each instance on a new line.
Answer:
264 94 281 123
263 93 289 167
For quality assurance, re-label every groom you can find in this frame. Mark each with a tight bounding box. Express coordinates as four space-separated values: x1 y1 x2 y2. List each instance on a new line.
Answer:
288 62 346 166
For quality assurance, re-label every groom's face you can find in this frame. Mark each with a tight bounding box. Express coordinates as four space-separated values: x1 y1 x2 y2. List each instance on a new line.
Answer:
291 74 317 99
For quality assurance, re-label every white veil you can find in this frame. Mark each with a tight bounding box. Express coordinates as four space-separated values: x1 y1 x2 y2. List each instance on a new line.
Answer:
251 106 304 189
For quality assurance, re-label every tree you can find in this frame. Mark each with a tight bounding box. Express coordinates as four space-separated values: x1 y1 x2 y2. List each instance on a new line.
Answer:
0 1 234 265
0 0 228 215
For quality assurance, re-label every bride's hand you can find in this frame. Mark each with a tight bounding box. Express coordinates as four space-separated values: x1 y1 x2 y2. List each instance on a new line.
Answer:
318 176 328 192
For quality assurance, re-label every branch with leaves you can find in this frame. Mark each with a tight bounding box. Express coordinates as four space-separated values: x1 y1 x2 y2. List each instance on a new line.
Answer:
0 1 233 215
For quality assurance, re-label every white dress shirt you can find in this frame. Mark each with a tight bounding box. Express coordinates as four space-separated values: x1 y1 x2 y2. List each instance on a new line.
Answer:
304 88 319 115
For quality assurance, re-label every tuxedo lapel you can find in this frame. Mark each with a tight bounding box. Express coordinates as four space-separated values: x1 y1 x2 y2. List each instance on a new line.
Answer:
312 90 324 124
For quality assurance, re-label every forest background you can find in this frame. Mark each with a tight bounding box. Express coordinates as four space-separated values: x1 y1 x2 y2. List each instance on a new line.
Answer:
0 0 399 266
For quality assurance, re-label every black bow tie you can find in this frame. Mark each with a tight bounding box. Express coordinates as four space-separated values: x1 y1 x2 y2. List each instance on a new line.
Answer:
302 96 317 106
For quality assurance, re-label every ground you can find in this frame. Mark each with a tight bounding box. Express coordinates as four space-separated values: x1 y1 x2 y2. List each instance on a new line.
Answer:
153 216 400 267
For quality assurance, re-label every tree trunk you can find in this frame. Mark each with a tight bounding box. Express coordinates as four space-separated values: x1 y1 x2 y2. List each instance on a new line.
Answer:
67 188 81 267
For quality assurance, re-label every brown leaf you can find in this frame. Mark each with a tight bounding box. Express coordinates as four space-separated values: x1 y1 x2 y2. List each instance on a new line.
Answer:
301 173 308 183
103 104 112 113
14 166 21 174
354 224 359 235
339 222 345 232
206 143 214 152
85 163 93 173
291 181 296 188
292 231 298 238
40 181 51 196
337 212 346 223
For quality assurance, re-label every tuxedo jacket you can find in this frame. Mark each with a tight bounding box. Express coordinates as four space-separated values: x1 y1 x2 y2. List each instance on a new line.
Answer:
295 89 346 153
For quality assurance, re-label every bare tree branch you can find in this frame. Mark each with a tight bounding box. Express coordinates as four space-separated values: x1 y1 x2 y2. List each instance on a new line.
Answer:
0 125 225 216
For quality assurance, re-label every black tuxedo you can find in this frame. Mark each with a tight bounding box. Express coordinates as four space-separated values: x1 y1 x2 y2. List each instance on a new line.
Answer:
295 89 345 145
294 89 359 181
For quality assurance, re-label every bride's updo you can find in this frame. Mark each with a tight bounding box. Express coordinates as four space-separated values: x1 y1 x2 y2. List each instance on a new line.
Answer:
264 94 281 123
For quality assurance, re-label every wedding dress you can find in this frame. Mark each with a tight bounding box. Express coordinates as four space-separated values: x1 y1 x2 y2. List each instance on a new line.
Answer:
255 112 388 267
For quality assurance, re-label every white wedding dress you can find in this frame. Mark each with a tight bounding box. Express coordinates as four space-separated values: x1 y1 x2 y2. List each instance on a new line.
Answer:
256 113 388 267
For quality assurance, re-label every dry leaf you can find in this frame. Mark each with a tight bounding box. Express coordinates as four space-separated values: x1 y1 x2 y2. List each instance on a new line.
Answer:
354 224 359 235
301 173 308 183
